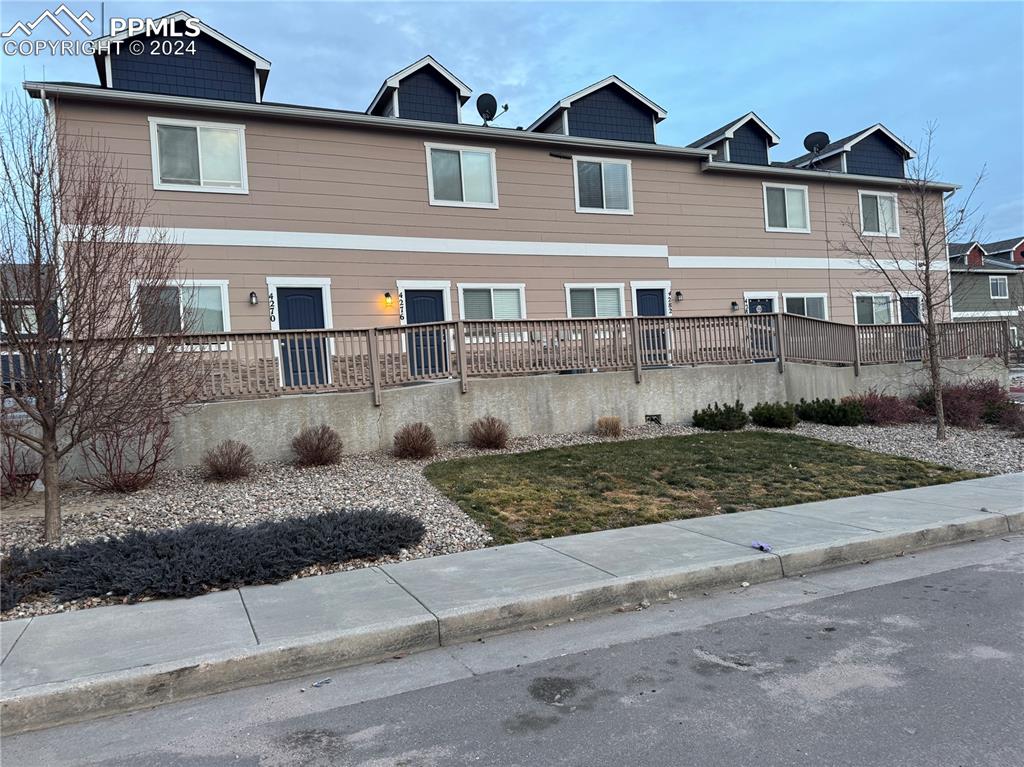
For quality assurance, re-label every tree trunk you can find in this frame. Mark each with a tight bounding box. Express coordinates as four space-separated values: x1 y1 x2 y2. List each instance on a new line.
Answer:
41 435 61 541
927 328 946 441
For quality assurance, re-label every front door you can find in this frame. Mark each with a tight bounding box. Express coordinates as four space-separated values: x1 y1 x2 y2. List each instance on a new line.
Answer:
405 289 449 376
636 288 669 364
278 287 329 386
745 296 777 361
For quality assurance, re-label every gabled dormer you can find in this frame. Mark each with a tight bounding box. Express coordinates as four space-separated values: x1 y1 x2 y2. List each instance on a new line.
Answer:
528 76 666 144
785 124 914 178
366 56 471 124
687 112 780 166
92 11 270 103
949 242 988 268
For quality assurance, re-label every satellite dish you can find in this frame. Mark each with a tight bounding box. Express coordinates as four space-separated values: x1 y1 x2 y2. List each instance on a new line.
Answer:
803 131 831 154
477 93 498 123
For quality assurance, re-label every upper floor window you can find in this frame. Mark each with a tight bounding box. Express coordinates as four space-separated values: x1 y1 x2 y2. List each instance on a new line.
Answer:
763 183 810 233
149 118 247 193
425 143 498 208
860 191 899 236
138 280 230 335
854 293 893 325
784 293 828 320
566 284 624 318
574 157 632 214
990 275 1009 299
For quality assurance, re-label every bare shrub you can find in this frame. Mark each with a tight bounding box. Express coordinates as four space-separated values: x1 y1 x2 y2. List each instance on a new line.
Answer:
202 440 256 481
393 422 437 459
79 416 173 493
468 416 509 450
843 392 925 426
595 416 623 438
292 424 344 467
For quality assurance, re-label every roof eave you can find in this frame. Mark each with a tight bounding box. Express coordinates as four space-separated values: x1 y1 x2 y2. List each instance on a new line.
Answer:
25 82 712 159
700 160 958 191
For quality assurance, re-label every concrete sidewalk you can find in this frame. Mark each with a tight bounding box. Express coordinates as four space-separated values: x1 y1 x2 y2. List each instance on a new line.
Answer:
2 473 1021 734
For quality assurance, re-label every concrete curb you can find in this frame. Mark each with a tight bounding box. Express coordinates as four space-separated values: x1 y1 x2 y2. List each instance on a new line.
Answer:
0 510 1016 735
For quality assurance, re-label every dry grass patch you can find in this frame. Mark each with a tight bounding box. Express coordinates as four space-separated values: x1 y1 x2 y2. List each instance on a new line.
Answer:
424 432 979 544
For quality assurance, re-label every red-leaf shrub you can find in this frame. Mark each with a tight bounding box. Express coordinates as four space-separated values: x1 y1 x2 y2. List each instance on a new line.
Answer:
916 379 1013 430
79 418 173 493
842 392 925 425
393 422 437 459
292 424 344 466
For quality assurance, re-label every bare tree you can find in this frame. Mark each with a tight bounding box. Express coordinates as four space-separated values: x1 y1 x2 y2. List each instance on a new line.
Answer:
0 96 206 540
834 125 984 441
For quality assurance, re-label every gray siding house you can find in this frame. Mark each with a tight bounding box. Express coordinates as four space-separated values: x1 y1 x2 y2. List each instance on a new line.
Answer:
949 238 1024 348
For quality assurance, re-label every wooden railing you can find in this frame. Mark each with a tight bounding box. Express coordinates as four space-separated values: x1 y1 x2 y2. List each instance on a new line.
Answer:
1 316 1010 405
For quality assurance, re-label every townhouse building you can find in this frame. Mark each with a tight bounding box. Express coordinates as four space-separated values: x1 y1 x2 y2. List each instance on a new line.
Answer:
25 11 954 346
948 239 1024 348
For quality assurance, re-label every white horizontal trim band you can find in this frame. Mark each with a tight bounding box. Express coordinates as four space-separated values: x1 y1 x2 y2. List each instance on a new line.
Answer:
951 310 1019 318
127 227 669 259
667 256 947 271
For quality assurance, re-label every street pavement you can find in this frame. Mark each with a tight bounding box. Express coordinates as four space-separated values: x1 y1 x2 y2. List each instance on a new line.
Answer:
4 534 1022 767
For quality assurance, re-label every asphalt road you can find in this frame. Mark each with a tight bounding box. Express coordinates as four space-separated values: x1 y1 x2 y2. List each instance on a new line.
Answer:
4 536 1023 767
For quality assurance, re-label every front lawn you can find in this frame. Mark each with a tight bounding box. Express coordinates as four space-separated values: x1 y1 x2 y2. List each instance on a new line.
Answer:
423 432 980 544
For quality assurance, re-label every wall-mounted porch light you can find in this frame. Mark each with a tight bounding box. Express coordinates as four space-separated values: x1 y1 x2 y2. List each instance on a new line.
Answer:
674 290 683 303
384 291 393 307
249 291 259 306
730 300 739 312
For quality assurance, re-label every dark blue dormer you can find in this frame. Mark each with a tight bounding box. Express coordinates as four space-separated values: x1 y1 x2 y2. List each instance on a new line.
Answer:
729 121 770 165
366 56 471 124
94 13 270 103
567 86 656 143
845 131 906 178
528 76 667 144
109 33 257 103
397 67 460 123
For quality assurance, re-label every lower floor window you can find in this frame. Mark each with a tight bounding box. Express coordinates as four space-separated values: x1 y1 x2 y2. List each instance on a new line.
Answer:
784 294 827 320
567 285 624 318
460 285 525 320
855 294 893 325
139 281 229 334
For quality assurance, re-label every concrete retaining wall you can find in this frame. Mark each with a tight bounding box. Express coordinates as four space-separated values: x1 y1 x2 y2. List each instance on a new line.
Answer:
167 358 1008 468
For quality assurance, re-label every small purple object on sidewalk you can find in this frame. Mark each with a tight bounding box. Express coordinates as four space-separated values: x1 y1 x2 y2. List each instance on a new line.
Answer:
751 541 773 553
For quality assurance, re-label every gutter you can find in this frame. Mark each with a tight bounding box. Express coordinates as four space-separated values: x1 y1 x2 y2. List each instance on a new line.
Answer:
22 81 714 161
700 159 959 192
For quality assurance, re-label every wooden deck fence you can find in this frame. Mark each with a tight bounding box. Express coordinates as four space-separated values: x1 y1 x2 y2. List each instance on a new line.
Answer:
1 315 1010 406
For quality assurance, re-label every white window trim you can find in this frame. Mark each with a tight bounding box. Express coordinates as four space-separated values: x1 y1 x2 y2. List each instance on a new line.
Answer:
456 283 527 320
147 117 249 194
858 190 900 237
743 291 779 313
424 143 499 209
762 182 811 234
629 280 672 316
395 280 453 326
132 278 232 334
852 291 896 325
572 156 634 215
990 275 1009 300
564 283 626 318
782 292 829 320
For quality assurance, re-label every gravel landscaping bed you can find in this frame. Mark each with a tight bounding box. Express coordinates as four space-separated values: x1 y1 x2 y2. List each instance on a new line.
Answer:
2 417 1017 620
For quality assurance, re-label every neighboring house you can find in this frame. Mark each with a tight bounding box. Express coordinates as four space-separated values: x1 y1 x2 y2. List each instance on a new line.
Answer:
948 239 1024 347
23 11 956 348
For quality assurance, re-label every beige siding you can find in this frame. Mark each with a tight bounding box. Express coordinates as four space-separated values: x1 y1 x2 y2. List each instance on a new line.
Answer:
55 99 950 330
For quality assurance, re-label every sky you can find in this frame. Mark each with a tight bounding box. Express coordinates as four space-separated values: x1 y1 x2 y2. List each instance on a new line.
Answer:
2 0 1022 240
